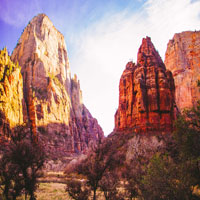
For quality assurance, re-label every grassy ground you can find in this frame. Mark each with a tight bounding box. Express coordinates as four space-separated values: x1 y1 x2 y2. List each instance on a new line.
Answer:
36 182 69 200
36 171 69 200
14 172 69 200
11 171 200 200
8 171 119 200
35 171 106 200
14 171 99 200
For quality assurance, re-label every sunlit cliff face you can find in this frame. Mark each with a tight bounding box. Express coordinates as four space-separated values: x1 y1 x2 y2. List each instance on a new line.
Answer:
165 31 200 112
10 13 103 156
115 37 175 134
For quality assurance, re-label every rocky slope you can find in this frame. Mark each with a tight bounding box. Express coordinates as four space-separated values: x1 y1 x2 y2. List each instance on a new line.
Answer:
0 48 23 137
11 14 103 157
114 37 175 134
165 31 200 112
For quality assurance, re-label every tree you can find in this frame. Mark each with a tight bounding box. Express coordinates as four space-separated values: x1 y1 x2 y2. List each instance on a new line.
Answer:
0 155 24 200
67 138 124 200
99 171 123 200
0 125 46 200
140 154 199 200
66 179 90 200
139 101 200 200
122 154 147 200
173 102 200 161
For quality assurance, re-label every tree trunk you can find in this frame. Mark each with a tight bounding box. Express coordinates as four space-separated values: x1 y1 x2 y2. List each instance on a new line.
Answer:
30 192 36 200
4 185 9 200
104 191 109 200
93 188 97 200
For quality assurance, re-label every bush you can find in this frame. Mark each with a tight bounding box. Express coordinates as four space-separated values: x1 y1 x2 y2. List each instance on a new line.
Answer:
66 179 90 200
65 138 125 200
0 125 46 200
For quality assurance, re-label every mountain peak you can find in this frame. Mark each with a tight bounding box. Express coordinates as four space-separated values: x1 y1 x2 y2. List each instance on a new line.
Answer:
137 36 165 69
12 12 69 84
30 13 50 25
35 13 47 19
10 14 104 159
115 37 175 134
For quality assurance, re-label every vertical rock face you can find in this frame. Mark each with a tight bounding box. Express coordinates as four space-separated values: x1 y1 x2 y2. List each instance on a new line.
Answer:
11 14 103 156
11 14 71 142
70 75 104 153
115 37 175 134
0 48 23 136
165 31 200 112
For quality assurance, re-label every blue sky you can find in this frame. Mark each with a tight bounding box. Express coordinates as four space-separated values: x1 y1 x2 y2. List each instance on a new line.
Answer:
0 0 200 135
0 0 143 54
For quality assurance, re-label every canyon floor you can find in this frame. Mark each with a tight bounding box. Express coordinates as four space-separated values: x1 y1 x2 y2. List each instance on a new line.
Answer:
33 172 107 200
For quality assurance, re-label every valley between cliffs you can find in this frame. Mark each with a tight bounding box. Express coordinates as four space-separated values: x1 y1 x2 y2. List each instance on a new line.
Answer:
0 12 200 200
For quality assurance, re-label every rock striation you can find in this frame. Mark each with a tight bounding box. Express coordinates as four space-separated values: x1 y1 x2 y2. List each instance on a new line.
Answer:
165 31 200 112
11 14 103 156
0 48 23 137
115 37 175 134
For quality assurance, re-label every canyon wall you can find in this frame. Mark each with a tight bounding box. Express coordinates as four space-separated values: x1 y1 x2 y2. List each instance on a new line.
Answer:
10 14 103 157
0 48 23 138
115 37 175 134
165 31 200 112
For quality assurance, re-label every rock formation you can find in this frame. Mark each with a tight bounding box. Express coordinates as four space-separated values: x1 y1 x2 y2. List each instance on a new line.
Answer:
11 14 103 157
0 48 23 137
115 37 175 134
165 31 200 112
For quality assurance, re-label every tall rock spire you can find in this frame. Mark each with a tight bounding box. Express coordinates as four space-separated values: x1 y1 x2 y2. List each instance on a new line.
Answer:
115 37 175 134
12 13 71 86
137 37 165 69
11 14 103 156
12 13 72 142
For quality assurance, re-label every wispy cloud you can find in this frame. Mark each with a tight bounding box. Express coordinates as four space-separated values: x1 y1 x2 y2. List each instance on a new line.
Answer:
69 0 200 135
1 0 199 135
0 0 41 27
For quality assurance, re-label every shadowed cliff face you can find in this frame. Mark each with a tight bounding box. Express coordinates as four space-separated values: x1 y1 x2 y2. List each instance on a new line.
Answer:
115 37 175 134
165 31 200 112
11 14 103 154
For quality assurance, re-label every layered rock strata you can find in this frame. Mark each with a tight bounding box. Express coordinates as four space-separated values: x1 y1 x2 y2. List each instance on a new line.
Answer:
0 48 23 137
165 31 200 112
11 14 103 155
115 37 175 134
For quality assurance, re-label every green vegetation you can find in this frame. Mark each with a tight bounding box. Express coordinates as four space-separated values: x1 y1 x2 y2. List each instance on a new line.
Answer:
0 55 199 199
0 48 22 125
65 138 125 200
0 48 21 81
197 80 200 87
48 72 64 90
141 101 200 199
64 100 200 199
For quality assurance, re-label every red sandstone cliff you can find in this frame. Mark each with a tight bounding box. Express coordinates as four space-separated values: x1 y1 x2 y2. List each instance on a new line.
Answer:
165 31 200 112
11 14 103 157
115 37 175 134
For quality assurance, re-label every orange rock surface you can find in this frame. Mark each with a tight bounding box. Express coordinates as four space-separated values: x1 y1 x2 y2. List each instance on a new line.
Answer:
165 31 200 112
11 14 103 156
115 37 175 134
0 48 23 135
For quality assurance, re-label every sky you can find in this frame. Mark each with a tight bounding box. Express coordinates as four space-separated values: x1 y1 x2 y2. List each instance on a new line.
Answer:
0 0 200 136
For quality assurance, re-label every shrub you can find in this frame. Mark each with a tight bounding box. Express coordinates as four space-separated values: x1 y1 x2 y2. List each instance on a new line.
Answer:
0 125 46 200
